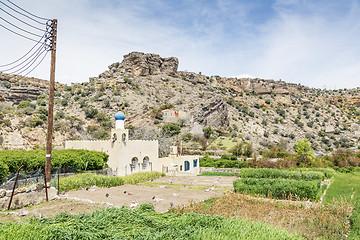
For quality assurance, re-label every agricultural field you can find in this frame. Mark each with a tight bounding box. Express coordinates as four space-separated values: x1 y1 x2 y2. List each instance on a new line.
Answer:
0 168 359 239
234 168 330 201
0 205 303 240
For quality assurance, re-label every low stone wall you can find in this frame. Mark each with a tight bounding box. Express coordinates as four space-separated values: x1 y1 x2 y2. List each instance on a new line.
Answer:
200 167 240 174
0 183 57 209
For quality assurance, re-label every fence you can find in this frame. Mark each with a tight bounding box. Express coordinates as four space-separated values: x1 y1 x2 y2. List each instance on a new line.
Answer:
0 166 112 190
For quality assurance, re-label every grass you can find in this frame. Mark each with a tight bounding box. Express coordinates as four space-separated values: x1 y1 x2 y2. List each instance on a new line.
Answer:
0 205 304 240
324 172 360 203
198 171 235 176
171 192 353 240
58 172 163 192
323 172 360 239
208 137 239 151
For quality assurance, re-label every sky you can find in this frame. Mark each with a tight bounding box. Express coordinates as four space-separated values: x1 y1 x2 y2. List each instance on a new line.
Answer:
0 0 360 89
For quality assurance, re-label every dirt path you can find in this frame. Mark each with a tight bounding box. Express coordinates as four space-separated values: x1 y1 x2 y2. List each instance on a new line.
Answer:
66 176 236 212
0 176 236 221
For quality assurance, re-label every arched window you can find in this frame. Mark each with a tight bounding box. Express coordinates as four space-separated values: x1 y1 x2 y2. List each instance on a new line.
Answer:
112 133 117 142
142 156 149 170
131 157 138 172
193 159 198 168
122 133 127 142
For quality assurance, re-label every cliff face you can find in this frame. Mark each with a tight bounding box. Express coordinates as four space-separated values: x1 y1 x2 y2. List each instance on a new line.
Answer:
0 73 64 104
0 52 359 155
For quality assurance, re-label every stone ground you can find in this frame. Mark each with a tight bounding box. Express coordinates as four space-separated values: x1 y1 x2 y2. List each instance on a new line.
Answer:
0 176 236 222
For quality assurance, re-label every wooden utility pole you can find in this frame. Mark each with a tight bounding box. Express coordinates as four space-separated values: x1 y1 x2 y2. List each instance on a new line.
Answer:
45 19 57 183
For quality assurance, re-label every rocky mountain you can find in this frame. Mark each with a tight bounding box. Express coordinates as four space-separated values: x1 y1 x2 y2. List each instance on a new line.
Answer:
0 52 359 157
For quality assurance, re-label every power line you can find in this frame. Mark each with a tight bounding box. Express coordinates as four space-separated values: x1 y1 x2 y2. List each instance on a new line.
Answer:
23 50 49 76
0 16 44 37
0 0 47 25
0 32 48 67
6 0 50 21
0 7 45 32
1 41 46 71
8 48 47 75
0 22 40 42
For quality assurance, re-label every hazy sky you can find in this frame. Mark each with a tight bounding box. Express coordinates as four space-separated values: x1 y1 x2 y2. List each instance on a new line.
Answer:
1 0 360 89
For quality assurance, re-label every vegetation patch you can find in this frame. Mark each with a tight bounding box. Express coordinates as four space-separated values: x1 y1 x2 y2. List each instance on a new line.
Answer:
59 172 163 192
0 205 303 240
198 171 235 176
171 193 352 240
324 172 360 203
0 150 108 182
238 168 325 180
233 178 321 200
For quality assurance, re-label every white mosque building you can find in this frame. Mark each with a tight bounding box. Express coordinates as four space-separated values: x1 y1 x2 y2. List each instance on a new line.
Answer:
64 111 200 176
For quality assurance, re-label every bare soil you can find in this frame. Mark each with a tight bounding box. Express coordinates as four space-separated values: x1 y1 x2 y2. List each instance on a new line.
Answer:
0 176 236 222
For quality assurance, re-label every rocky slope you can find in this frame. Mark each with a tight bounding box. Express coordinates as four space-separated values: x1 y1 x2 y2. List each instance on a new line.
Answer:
0 52 359 156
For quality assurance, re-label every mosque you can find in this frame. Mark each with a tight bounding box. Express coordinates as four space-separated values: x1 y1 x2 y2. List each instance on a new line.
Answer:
64 111 200 176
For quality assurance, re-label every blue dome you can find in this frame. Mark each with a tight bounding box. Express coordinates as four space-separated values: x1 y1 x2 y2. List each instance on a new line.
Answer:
115 111 125 120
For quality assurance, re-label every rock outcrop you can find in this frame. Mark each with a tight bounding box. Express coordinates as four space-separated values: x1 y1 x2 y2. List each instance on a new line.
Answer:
109 52 179 76
197 98 229 130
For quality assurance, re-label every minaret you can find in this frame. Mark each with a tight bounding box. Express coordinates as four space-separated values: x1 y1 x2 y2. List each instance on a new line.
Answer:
115 111 125 129
112 111 128 143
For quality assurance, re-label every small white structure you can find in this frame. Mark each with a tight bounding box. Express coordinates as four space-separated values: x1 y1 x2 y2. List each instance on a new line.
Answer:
65 111 199 176
158 145 200 176
162 109 188 123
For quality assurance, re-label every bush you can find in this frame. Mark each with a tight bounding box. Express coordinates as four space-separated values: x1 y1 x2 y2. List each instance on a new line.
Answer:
85 108 99 119
161 122 181 136
233 178 321 200
231 141 253 158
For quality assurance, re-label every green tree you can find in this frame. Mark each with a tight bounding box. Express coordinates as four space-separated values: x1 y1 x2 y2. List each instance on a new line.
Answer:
295 139 314 167
203 126 213 139
231 141 253 158
162 122 181 136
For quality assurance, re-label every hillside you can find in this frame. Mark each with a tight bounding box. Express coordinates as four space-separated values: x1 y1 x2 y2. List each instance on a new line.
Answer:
0 52 359 156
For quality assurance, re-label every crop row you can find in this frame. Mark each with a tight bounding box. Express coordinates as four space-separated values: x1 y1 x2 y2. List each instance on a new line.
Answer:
238 168 325 180
233 178 321 200
58 172 163 192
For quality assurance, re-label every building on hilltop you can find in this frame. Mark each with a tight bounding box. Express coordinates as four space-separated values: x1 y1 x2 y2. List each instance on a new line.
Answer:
65 111 199 176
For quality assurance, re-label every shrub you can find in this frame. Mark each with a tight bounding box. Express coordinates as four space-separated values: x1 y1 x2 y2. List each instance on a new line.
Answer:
60 99 68 106
162 122 181 136
231 141 253 158
233 178 321 200
85 108 98 119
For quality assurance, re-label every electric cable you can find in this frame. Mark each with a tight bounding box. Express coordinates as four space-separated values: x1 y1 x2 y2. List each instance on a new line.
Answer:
8 48 47 75
0 32 48 67
0 16 44 37
6 0 50 21
0 7 45 32
0 22 40 42
1 41 46 71
22 50 49 76
0 0 47 25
